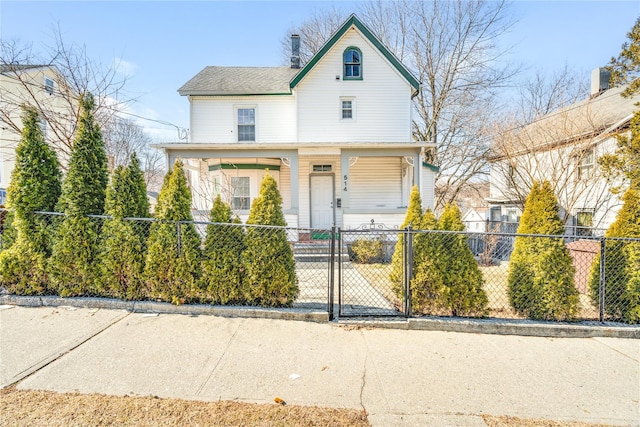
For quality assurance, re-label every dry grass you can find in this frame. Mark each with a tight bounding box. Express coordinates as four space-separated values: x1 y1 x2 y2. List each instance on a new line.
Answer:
352 262 400 307
0 387 369 427
1 388 617 427
353 261 600 321
482 415 614 427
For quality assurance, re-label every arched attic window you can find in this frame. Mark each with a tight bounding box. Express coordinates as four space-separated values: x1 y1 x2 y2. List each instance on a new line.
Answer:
343 47 362 80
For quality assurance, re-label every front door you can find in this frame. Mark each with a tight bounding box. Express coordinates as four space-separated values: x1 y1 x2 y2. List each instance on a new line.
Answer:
310 175 334 229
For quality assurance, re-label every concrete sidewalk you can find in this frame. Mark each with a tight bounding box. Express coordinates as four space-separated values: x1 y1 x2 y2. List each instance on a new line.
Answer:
1 305 638 426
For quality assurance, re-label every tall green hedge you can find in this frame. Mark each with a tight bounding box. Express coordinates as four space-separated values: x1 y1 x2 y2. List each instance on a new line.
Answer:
49 94 108 296
99 154 150 300
411 208 447 314
390 185 423 298
201 194 246 304
242 173 297 307
437 203 488 317
144 159 201 304
0 106 61 294
508 181 578 320
589 188 640 323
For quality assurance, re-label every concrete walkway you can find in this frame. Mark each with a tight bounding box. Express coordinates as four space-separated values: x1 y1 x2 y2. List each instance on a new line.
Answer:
1 305 638 426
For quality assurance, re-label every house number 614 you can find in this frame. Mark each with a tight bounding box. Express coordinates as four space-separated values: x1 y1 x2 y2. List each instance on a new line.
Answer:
343 175 348 192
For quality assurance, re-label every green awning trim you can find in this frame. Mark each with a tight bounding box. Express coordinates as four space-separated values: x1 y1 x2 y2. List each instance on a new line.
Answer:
209 163 281 172
422 161 440 173
289 14 419 92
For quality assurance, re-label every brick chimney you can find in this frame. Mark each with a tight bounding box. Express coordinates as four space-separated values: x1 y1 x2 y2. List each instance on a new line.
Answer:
591 67 611 96
291 35 300 69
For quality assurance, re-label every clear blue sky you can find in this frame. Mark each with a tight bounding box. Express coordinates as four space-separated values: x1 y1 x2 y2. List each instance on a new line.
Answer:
2 1 639 141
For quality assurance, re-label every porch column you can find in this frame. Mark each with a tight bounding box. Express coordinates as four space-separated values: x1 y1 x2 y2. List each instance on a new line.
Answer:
289 154 299 211
413 152 421 193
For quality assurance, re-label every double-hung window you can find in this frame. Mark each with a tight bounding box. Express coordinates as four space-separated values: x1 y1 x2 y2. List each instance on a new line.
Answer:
231 177 250 210
341 100 353 119
44 77 54 95
577 149 594 180
237 108 255 142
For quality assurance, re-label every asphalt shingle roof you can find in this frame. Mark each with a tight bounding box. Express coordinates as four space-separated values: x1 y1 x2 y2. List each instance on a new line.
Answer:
0 64 49 74
520 85 639 143
178 66 300 96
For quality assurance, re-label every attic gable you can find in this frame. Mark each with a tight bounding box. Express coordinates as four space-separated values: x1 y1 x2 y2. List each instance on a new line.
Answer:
289 14 419 93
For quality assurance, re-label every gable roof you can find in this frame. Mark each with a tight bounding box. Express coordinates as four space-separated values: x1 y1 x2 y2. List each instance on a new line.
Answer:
489 84 639 161
289 14 420 93
0 64 51 75
178 66 299 96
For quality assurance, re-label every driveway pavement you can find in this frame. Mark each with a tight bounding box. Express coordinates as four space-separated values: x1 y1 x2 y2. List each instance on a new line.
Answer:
1 305 638 426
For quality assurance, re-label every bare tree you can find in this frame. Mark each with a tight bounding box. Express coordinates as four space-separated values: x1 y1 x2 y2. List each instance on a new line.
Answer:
101 116 164 191
280 6 348 66
0 29 132 169
283 0 517 210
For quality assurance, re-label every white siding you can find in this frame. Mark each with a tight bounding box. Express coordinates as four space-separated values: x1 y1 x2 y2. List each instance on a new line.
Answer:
190 95 296 143
296 28 413 143
349 157 403 209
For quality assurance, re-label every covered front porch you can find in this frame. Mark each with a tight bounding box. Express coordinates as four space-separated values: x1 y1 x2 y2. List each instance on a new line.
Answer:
155 142 435 231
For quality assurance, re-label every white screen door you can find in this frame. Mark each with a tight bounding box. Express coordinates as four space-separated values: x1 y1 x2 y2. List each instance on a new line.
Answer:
310 175 334 229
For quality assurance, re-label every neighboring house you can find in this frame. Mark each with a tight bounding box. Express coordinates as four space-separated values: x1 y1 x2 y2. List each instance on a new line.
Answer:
487 68 638 235
155 14 436 231
462 207 489 233
0 64 73 203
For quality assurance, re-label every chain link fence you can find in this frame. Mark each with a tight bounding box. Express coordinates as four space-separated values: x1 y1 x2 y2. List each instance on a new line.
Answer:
337 227 639 323
0 208 638 324
0 209 333 310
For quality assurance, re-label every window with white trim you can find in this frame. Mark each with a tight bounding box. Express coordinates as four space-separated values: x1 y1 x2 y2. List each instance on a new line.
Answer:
231 177 250 210
341 98 355 120
237 108 255 142
577 149 594 180
575 211 593 236
44 77 54 95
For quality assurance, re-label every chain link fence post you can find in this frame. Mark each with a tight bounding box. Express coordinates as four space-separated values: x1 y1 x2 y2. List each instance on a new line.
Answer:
337 228 344 318
599 237 606 322
328 225 336 321
403 226 413 317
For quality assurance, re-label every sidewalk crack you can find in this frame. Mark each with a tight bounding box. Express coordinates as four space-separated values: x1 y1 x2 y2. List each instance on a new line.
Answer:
195 319 243 396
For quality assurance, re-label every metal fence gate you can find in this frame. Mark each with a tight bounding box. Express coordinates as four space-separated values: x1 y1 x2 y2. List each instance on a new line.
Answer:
335 226 409 318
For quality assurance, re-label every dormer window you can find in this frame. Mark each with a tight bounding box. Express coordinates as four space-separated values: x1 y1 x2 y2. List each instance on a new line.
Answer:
343 47 362 80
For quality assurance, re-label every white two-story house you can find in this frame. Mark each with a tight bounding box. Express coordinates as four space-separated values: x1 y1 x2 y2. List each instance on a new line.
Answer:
155 14 435 232
0 64 73 206
487 68 638 234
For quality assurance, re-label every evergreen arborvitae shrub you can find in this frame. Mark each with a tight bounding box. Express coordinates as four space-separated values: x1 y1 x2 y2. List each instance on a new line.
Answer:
437 203 488 317
99 154 150 300
589 188 640 323
49 94 109 297
390 185 423 297
144 159 201 304
411 208 448 314
0 106 61 294
507 181 578 320
242 173 298 307
201 194 245 304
